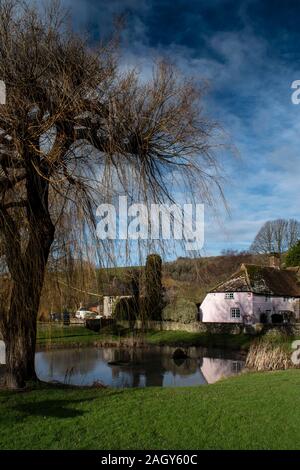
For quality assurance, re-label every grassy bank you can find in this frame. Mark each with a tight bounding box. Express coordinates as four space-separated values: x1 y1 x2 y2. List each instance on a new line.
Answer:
37 324 300 359
0 370 300 449
37 324 109 347
145 330 252 350
37 324 253 351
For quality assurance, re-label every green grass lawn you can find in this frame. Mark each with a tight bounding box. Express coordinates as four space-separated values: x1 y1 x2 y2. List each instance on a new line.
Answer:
37 324 103 346
37 323 137 347
0 370 300 449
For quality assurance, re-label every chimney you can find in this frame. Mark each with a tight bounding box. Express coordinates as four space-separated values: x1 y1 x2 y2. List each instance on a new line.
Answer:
269 252 280 269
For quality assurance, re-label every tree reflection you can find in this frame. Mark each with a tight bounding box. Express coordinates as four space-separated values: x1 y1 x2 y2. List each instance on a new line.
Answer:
35 346 245 387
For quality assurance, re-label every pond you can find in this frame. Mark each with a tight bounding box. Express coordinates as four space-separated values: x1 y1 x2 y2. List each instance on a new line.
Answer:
35 346 245 388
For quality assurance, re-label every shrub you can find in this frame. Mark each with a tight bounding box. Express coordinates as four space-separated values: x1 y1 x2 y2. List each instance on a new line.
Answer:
144 254 164 320
162 298 198 323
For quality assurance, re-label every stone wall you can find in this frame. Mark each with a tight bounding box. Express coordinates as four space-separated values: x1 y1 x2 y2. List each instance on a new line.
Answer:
118 320 300 336
261 323 300 336
118 320 244 335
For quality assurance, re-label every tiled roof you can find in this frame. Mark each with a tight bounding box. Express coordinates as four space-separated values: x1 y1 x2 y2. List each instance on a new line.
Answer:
210 264 300 297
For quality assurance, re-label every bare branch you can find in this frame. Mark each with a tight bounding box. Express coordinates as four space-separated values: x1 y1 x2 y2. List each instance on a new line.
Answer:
0 172 26 193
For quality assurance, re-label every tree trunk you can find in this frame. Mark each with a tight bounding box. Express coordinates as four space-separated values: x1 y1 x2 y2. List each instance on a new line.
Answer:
2 211 55 389
3 301 37 389
0 144 56 389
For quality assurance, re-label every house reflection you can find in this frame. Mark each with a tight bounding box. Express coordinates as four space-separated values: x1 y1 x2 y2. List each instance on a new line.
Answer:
35 346 245 387
200 357 244 384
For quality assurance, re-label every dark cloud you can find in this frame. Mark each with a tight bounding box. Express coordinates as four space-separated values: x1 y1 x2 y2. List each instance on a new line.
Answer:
60 0 300 255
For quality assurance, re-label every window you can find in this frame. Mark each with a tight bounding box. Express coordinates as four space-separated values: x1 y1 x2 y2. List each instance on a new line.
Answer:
265 295 271 302
231 308 241 319
225 292 234 299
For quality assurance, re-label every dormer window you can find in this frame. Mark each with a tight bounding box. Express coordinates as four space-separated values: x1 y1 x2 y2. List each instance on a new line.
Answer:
225 292 234 299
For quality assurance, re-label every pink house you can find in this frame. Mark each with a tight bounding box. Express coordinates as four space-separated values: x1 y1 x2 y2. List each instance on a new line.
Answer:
200 262 300 324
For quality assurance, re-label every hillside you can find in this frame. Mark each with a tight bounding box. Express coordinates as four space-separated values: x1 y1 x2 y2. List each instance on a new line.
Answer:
97 252 269 303
163 253 268 303
36 252 268 316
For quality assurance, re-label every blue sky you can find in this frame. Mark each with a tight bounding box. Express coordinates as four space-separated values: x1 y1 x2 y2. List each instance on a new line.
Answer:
62 0 300 256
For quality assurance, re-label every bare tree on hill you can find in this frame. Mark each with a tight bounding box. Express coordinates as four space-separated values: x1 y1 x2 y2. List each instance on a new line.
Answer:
250 219 300 255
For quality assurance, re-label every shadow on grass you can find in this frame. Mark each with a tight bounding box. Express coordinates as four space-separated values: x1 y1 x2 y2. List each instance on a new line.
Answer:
11 398 93 419
0 381 149 425
6 386 144 420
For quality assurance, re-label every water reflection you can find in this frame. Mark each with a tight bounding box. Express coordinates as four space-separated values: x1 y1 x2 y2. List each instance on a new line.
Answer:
35 346 245 388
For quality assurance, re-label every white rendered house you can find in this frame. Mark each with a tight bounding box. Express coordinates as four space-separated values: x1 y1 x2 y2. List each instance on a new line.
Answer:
103 295 132 317
200 262 300 324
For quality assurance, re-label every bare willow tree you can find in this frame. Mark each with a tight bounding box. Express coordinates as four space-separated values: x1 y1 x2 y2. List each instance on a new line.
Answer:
250 219 300 255
0 0 224 388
